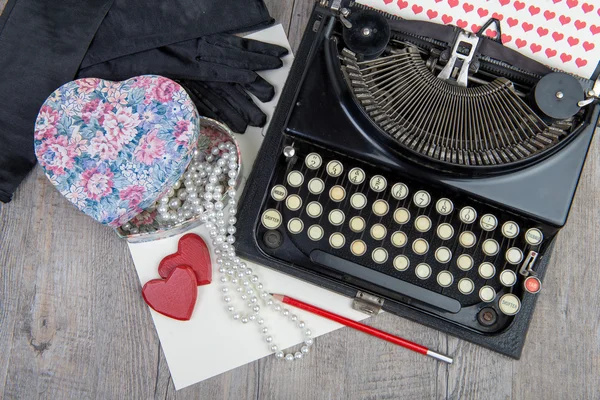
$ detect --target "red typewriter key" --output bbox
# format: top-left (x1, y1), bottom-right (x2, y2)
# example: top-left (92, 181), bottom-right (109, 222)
top-left (524, 276), bottom-right (542, 294)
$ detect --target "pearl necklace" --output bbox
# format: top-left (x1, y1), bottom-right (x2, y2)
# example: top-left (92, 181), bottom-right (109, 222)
top-left (158, 141), bottom-right (313, 361)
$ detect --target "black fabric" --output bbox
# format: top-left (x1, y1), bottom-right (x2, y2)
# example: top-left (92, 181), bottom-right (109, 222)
top-left (0, 0), bottom-right (114, 203)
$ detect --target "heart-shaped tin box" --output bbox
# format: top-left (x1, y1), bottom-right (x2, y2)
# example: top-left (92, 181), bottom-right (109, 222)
top-left (34, 75), bottom-right (200, 228)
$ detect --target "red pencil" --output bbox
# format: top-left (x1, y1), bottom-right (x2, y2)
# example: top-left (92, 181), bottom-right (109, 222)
top-left (272, 294), bottom-right (453, 364)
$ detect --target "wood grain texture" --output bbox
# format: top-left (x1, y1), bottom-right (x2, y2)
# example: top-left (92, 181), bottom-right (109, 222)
top-left (1, 1), bottom-right (600, 399)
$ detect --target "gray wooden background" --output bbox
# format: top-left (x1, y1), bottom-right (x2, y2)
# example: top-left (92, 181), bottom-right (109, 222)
top-left (1, 1), bottom-right (599, 399)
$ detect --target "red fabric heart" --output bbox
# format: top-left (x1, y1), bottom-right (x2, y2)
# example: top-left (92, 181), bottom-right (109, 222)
top-left (507, 17), bottom-right (518, 27)
top-left (442, 14), bottom-right (453, 24)
top-left (583, 41), bottom-right (595, 51)
top-left (477, 7), bottom-right (488, 17)
top-left (158, 234), bottom-right (212, 285)
top-left (591, 25), bottom-right (600, 35)
top-left (530, 43), bottom-right (542, 53)
top-left (457, 19), bottom-right (468, 28)
top-left (574, 20), bottom-right (586, 30)
top-left (568, 36), bottom-right (580, 46)
top-left (462, 3), bottom-right (474, 13)
top-left (427, 9), bottom-right (438, 20)
top-left (499, 0), bottom-right (510, 5)
top-left (560, 53), bottom-right (573, 63)
top-left (545, 48), bottom-right (557, 58)
top-left (576, 58), bottom-right (588, 67)
top-left (142, 266), bottom-right (198, 321)
top-left (581, 3), bottom-right (594, 13)
top-left (522, 22), bottom-right (533, 32)
top-left (492, 12), bottom-right (503, 20)
top-left (397, 0), bottom-right (409, 9)
top-left (559, 15), bottom-right (571, 25)
top-left (552, 32), bottom-right (565, 42)
top-left (514, 1), bottom-right (525, 11)
top-left (566, 0), bottom-right (578, 8)
top-left (412, 4), bottom-right (423, 14)
top-left (537, 27), bottom-right (549, 37)
top-left (515, 38), bottom-right (527, 48)
top-left (528, 5), bottom-right (540, 15)
top-left (447, 0), bottom-right (459, 8)
top-left (544, 10), bottom-right (556, 20)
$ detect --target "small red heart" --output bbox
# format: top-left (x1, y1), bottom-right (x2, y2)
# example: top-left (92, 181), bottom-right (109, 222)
top-left (486, 29), bottom-right (498, 38)
top-left (568, 36), bottom-right (580, 46)
top-left (501, 33), bottom-right (512, 44)
top-left (397, 0), bottom-right (409, 9)
top-left (591, 25), bottom-right (600, 35)
top-left (471, 24), bottom-right (482, 33)
top-left (530, 43), bottom-right (542, 53)
top-left (142, 266), bottom-right (198, 321)
top-left (427, 9), bottom-right (438, 20)
top-left (522, 22), bottom-right (533, 32)
top-left (412, 4), bottom-right (423, 14)
top-left (576, 57), bottom-right (588, 67)
top-left (499, 0), bottom-right (510, 5)
top-left (581, 3), bottom-right (594, 13)
top-left (478, 7), bottom-right (489, 17)
top-left (544, 10), bottom-right (556, 20)
top-left (545, 48), bottom-right (557, 58)
top-left (492, 12), bottom-right (504, 20)
top-left (552, 32), bottom-right (564, 42)
top-left (583, 41), bottom-right (595, 51)
top-left (383, 0), bottom-right (393, 4)
top-left (528, 5), bottom-right (540, 15)
top-left (560, 53), bottom-right (573, 63)
top-left (158, 234), bottom-right (212, 285)
top-left (507, 17), bottom-right (518, 27)
top-left (553, 0), bottom-right (562, 3)
top-left (463, 3), bottom-right (474, 13)
top-left (448, 0), bottom-right (459, 8)
top-left (567, 0), bottom-right (578, 8)
top-left (559, 15), bottom-right (571, 25)
top-left (442, 14), bottom-right (453, 24)
top-left (515, 38), bottom-right (527, 48)
top-left (457, 19), bottom-right (468, 28)
top-left (537, 27), bottom-right (549, 37)
top-left (514, 1), bottom-right (525, 11)
top-left (574, 20), bottom-right (586, 30)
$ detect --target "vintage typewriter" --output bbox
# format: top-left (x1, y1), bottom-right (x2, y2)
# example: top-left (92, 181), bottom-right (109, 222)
top-left (237, 0), bottom-right (600, 358)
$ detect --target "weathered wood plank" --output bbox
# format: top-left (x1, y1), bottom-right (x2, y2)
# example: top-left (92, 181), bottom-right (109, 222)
top-left (264, 0), bottom-right (296, 34)
top-left (288, 0), bottom-right (315, 52)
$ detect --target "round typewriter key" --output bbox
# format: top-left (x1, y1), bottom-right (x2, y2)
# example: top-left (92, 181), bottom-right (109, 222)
top-left (499, 269), bottom-right (517, 287)
top-left (436, 198), bottom-right (454, 215)
top-left (261, 209), bottom-right (282, 229)
top-left (459, 231), bottom-right (476, 248)
top-left (393, 208), bottom-right (411, 224)
top-left (437, 271), bottom-right (454, 288)
top-left (391, 231), bottom-right (408, 248)
top-left (482, 239), bottom-right (500, 256)
top-left (391, 183), bottom-right (409, 200)
top-left (437, 223), bottom-right (455, 240)
top-left (479, 286), bottom-right (496, 303)
top-left (412, 238), bottom-right (429, 255)
top-left (415, 215), bottom-right (432, 233)
top-left (287, 171), bottom-right (304, 187)
top-left (413, 190), bottom-right (431, 208)
top-left (351, 240), bottom-right (367, 256)
top-left (329, 233), bottom-right (346, 249)
top-left (477, 307), bottom-right (498, 326)
top-left (372, 248), bottom-right (388, 264)
top-left (498, 293), bottom-right (521, 316)
top-left (478, 262), bottom-right (496, 279)
top-left (308, 178), bottom-right (325, 195)
top-left (305, 153), bottom-right (322, 170)
top-left (415, 263), bottom-right (432, 280)
top-left (307, 225), bottom-right (324, 241)
top-left (394, 255), bottom-right (410, 271)
top-left (287, 218), bottom-right (304, 234)
top-left (350, 193), bottom-right (367, 210)
top-left (524, 276), bottom-right (542, 294)
top-left (457, 254), bottom-right (474, 271)
top-left (372, 200), bottom-right (389, 216)
top-left (271, 185), bottom-right (287, 201)
top-left (459, 206), bottom-right (477, 224)
top-left (348, 168), bottom-right (366, 184)
top-left (263, 230), bottom-right (283, 249)
top-left (327, 160), bottom-right (344, 177)
top-left (435, 247), bottom-right (452, 264)
top-left (369, 175), bottom-right (387, 192)
top-left (285, 195), bottom-right (302, 211)
top-left (506, 247), bottom-right (524, 264)
top-left (349, 216), bottom-right (366, 233)
top-left (458, 278), bottom-right (475, 295)
top-left (501, 221), bottom-right (520, 239)
top-left (328, 209), bottom-right (345, 226)
top-left (306, 201), bottom-right (323, 218)
top-left (329, 185), bottom-right (346, 202)
top-left (370, 224), bottom-right (387, 240)
top-left (525, 228), bottom-right (543, 246)
top-left (480, 214), bottom-right (498, 231)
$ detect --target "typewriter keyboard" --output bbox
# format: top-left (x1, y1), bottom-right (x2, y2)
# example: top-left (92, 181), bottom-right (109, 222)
top-left (256, 139), bottom-right (550, 331)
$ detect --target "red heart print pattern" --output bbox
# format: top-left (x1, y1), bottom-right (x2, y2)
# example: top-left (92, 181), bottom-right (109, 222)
top-left (515, 38), bottom-right (527, 48)
top-left (566, 0), bottom-right (578, 8)
top-left (581, 3), bottom-right (594, 13)
top-left (471, 24), bottom-right (482, 33)
top-left (537, 27), bottom-right (549, 37)
top-left (457, 19), bottom-right (468, 28)
top-left (427, 9), bottom-right (438, 19)
top-left (582, 41), bottom-right (595, 51)
top-left (463, 3), bottom-right (474, 13)
top-left (514, 1), bottom-right (525, 11)
top-left (142, 266), bottom-right (198, 321)
top-left (397, 0), bottom-right (409, 9)
top-left (560, 53), bottom-right (572, 63)
top-left (158, 233), bottom-right (212, 285)
top-left (567, 36), bottom-right (580, 46)
top-left (522, 22), bottom-right (533, 32)
top-left (499, 0), bottom-right (510, 5)
top-left (552, 32), bottom-right (564, 42)
top-left (530, 43), bottom-right (542, 53)
top-left (559, 15), bottom-right (571, 25)
top-left (501, 33), bottom-right (512, 43)
top-left (383, 0), bottom-right (393, 4)
top-left (492, 12), bottom-right (503, 20)
top-left (507, 17), bottom-right (518, 27)
top-left (528, 5), bottom-right (540, 15)
top-left (591, 25), bottom-right (600, 35)
top-left (412, 4), bottom-right (423, 14)
top-left (553, 0), bottom-right (562, 3)
top-left (574, 20), bottom-right (586, 30)
top-left (545, 48), bottom-right (557, 58)
top-left (544, 10), bottom-right (556, 20)
top-left (448, 0), bottom-right (459, 8)
top-left (486, 29), bottom-right (498, 38)
top-left (442, 14), bottom-right (453, 24)
top-left (576, 58), bottom-right (588, 67)
top-left (478, 7), bottom-right (489, 17)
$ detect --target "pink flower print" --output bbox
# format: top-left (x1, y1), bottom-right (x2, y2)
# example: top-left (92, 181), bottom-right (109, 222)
top-left (64, 184), bottom-right (86, 208)
top-left (77, 78), bottom-right (100, 94)
top-left (173, 120), bottom-right (194, 146)
top-left (119, 185), bottom-right (146, 207)
top-left (80, 165), bottom-right (114, 201)
top-left (35, 105), bottom-right (59, 140)
top-left (89, 130), bottom-right (120, 160)
top-left (150, 77), bottom-right (178, 102)
top-left (82, 99), bottom-right (114, 125)
top-left (107, 89), bottom-right (128, 105)
top-left (132, 76), bottom-right (154, 89)
top-left (35, 135), bottom-right (76, 175)
top-left (134, 129), bottom-right (165, 165)
top-left (67, 125), bottom-right (88, 156)
top-left (103, 105), bottom-right (140, 146)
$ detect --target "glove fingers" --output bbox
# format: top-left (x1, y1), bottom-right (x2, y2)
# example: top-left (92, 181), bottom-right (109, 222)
top-left (242, 75), bottom-right (275, 103)
top-left (205, 34), bottom-right (289, 58)
top-left (206, 82), bottom-right (267, 127)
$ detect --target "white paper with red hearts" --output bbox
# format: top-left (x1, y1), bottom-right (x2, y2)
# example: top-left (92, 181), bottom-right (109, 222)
top-left (357, 0), bottom-right (600, 79)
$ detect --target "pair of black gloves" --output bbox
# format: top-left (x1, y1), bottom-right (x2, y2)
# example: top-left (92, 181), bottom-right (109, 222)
top-left (78, 34), bottom-right (289, 133)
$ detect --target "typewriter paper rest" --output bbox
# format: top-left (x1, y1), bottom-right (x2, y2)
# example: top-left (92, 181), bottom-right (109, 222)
top-left (358, 0), bottom-right (600, 78)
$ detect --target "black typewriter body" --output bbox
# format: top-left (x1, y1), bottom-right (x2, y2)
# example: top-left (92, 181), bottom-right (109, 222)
top-left (237, 1), bottom-right (600, 358)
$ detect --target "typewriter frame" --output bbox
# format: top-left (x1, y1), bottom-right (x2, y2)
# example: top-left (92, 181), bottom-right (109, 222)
top-left (236, 2), bottom-right (598, 358)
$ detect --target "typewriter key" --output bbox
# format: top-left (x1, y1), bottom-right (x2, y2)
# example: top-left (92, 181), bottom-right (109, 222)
top-left (372, 200), bottom-right (389, 216)
top-left (506, 248), bottom-right (524, 264)
top-left (305, 153), bottom-right (322, 170)
top-left (498, 293), bottom-right (521, 316)
top-left (348, 168), bottom-right (365, 184)
top-left (499, 270), bottom-right (517, 287)
top-left (350, 193), bottom-right (367, 210)
top-left (482, 239), bottom-right (500, 256)
top-left (263, 230), bottom-right (283, 249)
top-left (351, 240), bottom-right (367, 256)
top-left (436, 271), bottom-right (454, 288)
top-left (370, 175), bottom-right (387, 192)
top-left (415, 263), bottom-right (432, 280)
top-left (480, 214), bottom-right (498, 231)
top-left (391, 183), bottom-right (409, 200)
top-left (306, 201), bottom-right (323, 218)
top-left (502, 221), bottom-right (520, 239)
top-left (459, 207), bottom-right (477, 224)
top-left (308, 225), bottom-right (324, 241)
top-left (326, 160), bottom-right (343, 177)
top-left (478, 262), bottom-right (496, 279)
top-left (457, 254), bottom-right (474, 271)
top-left (308, 178), bottom-right (325, 195)
top-left (458, 278), bottom-right (475, 295)
top-left (412, 239), bottom-right (429, 255)
top-left (261, 209), bottom-right (282, 229)
top-left (394, 255), bottom-right (410, 271)
top-left (328, 209), bottom-right (345, 226)
top-left (285, 195), bottom-right (302, 211)
top-left (287, 218), bottom-right (304, 234)
top-left (271, 185), bottom-right (287, 201)
top-left (329, 233), bottom-right (346, 249)
top-left (436, 198), bottom-right (454, 215)
top-left (477, 308), bottom-right (498, 326)
top-left (479, 286), bottom-right (496, 303)
top-left (287, 171), bottom-right (304, 187)
top-left (435, 247), bottom-right (452, 264)
top-left (391, 231), bottom-right (407, 248)
top-left (329, 186), bottom-right (346, 202)
top-left (349, 216), bottom-right (366, 233)
top-left (459, 231), bottom-right (476, 248)
top-left (437, 223), bottom-right (454, 240)
top-left (525, 228), bottom-right (543, 246)
top-left (413, 191), bottom-right (431, 208)
top-left (415, 216), bottom-right (432, 232)
top-left (372, 248), bottom-right (388, 264)
top-left (370, 224), bottom-right (387, 240)
top-left (394, 208), bottom-right (410, 224)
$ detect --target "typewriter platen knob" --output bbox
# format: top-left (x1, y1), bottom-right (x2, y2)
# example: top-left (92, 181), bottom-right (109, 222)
top-left (342, 10), bottom-right (390, 60)
top-left (532, 72), bottom-right (584, 121)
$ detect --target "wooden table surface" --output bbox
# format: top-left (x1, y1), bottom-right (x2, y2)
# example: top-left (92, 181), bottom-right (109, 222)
top-left (1, 1), bottom-right (599, 399)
